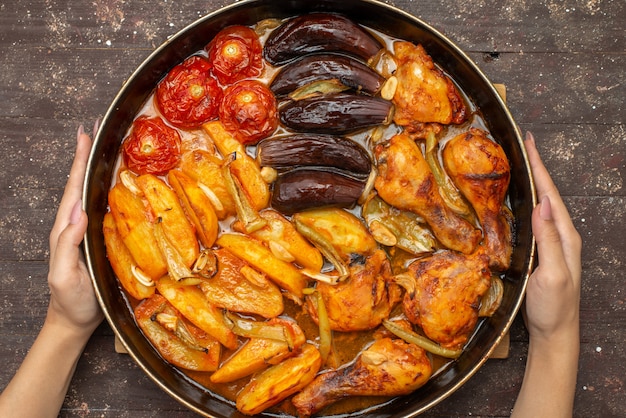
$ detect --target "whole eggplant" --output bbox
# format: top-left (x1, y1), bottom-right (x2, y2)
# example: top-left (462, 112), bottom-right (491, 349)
top-left (270, 53), bottom-right (385, 97)
top-left (271, 168), bottom-right (366, 215)
top-left (257, 134), bottom-right (371, 175)
top-left (264, 13), bottom-right (383, 66)
top-left (280, 92), bottom-right (393, 135)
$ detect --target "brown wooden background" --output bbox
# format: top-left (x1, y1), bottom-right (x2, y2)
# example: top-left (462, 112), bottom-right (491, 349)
top-left (0, 0), bottom-right (624, 417)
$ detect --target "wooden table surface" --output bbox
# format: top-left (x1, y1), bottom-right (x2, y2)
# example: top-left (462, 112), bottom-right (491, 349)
top-left (0, 0), bottom-right (624, 417)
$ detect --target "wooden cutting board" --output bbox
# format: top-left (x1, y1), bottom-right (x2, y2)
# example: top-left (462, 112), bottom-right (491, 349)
top-left (114, 83), bottom-right (512, 360)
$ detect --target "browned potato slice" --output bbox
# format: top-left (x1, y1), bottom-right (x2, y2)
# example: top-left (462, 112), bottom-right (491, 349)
top-left (233, 209), bottom-right (323, 271)
top-left (168, 170), bottom-right (219, 248)
top-left (135, 174), bottom-right (199, 268)
top-left (102, 212), bottom-right (155, 300)
top-left (198, 248), bottom-right (283, 318)
top-left (236, 344), bottom-right (322, 415)
top-left (157, 276), bottom-right (238, 350)
top-left (203, 121), bottom-right (270, 211)
top-left (180, 149), bottom-right (236, 219)
top-left (108, 183), bottom-right (167, 280)
top-left (293, 207), bottom-right (378, 259)
top-left (210, 317), bottom-right (305, 383)
top-left (216, 233), bottom-right (308, 300)
top-left (135, 295), bottom-right (221, 372)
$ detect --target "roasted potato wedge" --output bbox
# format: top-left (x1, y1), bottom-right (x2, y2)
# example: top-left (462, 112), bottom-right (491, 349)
top-left (202, 120), bottom-right (270, 211)
top-left (216, 233), bottom-right (308, 301)
top-left (198, 248), bottom-right (283, 318)
top-left (108, 183), bottom-right (167, 280)
top-left (168, 170), bottom-right (219, 248)
top-left (235, 343), bottom-right (322, 415)
top-left (157, 276), bottom-right (238, 350)
top-left (180, 149), bottom-right (236, 219)
top-left (233, 209), bottom-right (323, 272)
top-left (135, 295), bottom-right (221, 372)
top-left (135, 174), bottom-right (199, 268)
top-left (210, 317), bottom-right (306, 383)
top-left (102, 212), bottom-right (155, 300)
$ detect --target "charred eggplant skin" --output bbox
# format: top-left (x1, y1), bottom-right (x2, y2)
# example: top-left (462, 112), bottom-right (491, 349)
top-left (257, 134), bottom-right (371, 175)
top-left (270, 53), bottom-right (385, 97)
top-left (271, 168), bottom-right (365, 215)
top-left (280, 93), bottom-right (392, 135)
top-left (264, 13), bottom-right (383, 66)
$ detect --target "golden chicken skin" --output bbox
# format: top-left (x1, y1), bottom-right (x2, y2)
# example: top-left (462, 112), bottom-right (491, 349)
top-left (392, 41), bottom-right (467, 135)
top-left (292, 337), bottom-right (432, 416)
top-left (374, 133), bottom-right (481, 254)
top-left (402, 250), bottom-right (491, 350)
top-left (443, 128), bottom-right (513, 271)
top-left (305, 250), bottom-right (402, 332)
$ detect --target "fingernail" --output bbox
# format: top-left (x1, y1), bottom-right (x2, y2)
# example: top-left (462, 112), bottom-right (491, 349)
top-left (525, 131), bottom-right (535, 144)
top-left (77, 124), bottom-right (85, 142)
top-left (93, 118), bottom-right (101, 138)
top-left (539, 195), bottom-right (552, 221)
top-left (70, 200), bottom-right (83, 225)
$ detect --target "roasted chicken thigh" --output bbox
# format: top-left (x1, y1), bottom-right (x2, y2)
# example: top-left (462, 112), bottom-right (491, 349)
top-left (306, 249), bottom-right (402, 332)
top-left (402, 250), bottom-right (491, 350)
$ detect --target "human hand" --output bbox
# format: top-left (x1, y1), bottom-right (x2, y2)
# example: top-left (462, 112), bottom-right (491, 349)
top-left (523, 131), bottom-right (581, 345)
top-left (46, 124), bottom-right (103, 338)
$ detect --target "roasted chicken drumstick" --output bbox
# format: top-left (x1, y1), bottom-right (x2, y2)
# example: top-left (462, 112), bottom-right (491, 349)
top-left (292, 337), bottom-right (432, 416)
top-left (374, 133), bottom-right (481, 254)
top-left (443, 128), bottom-right (513, 270)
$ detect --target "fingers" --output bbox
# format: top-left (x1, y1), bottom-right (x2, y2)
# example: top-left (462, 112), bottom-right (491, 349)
top-left (49, 201), bottom-right (89, 284)
top-left (524, 131), bottom-right (582, 284)
top-left (50, 125), bottom-right (94, 257)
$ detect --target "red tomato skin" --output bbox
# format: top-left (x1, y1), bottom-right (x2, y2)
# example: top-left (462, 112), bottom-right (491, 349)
top-left (156, 55), bottom-right (222, 128)
top-left (219, 80), bottom-right (279, 145)
top-left (206, 25), bottom-right (263, 85)
top-left (123, 116), bottom-right (182, 176)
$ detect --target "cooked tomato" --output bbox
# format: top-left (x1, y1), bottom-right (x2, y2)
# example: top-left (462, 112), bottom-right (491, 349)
top-left (219, 80), bottom-right (278, 145)
top-left (156, 55), bottom-right (221, 128)
top-left (123, 116), bottom-right (182, 175)
top-left (206, 25), bottom-right (263, 85)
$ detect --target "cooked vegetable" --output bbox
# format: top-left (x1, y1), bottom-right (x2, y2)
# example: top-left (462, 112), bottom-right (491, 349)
top-left (216, 233), bottom-right (308, 301)
top-left (479, 276), bottom-right (504, 317)
top-left (218, 80), bottom-right (278, 145)
top-left (180, 149), bottom-right (236, 219)
top-left (236, 344), bottom-right (322, 415)
top-left (102, 212), bottom-right (155, 300)
top-left (135, 174), bottom-right (199, 269)
top-left (202, 120), bottom-right (270, 211)
top-left (257, 133), bottom-right (371, 175)
top-left (168, 170), bottom-right (219, 248)
top-left (198, 248), bottom-right (283, 318)
top-left (157, 276), bottom-right (239, 350)
top-left (108, 183), bottom-right (167, 281)
top-left (135, 295), bottom-right (221, 372)
top-left (362, 194), bottom-right (436, 255)
top-left (122, 116), bottom-right (182, 176)
top-left (425, 131), bottom-right (475, 220)
top-left (271, 168), bottom-right (366, 215)
top-left (155, 55), bottom-right (222, 129)
top-left (232, 209), bottom-right (324, 272)
top-left (264, 13), bottom-right (382, 65)
top-left (269, 53), bottom-right (385, 97)
top-left (279, 92), bottom-right (393, 134)
top-left (383, 319), bottom-right (462, 359)
top-left (210, 317), bottom-right (306, 384)
top-left (205, 25), bottom-right (263, 85)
